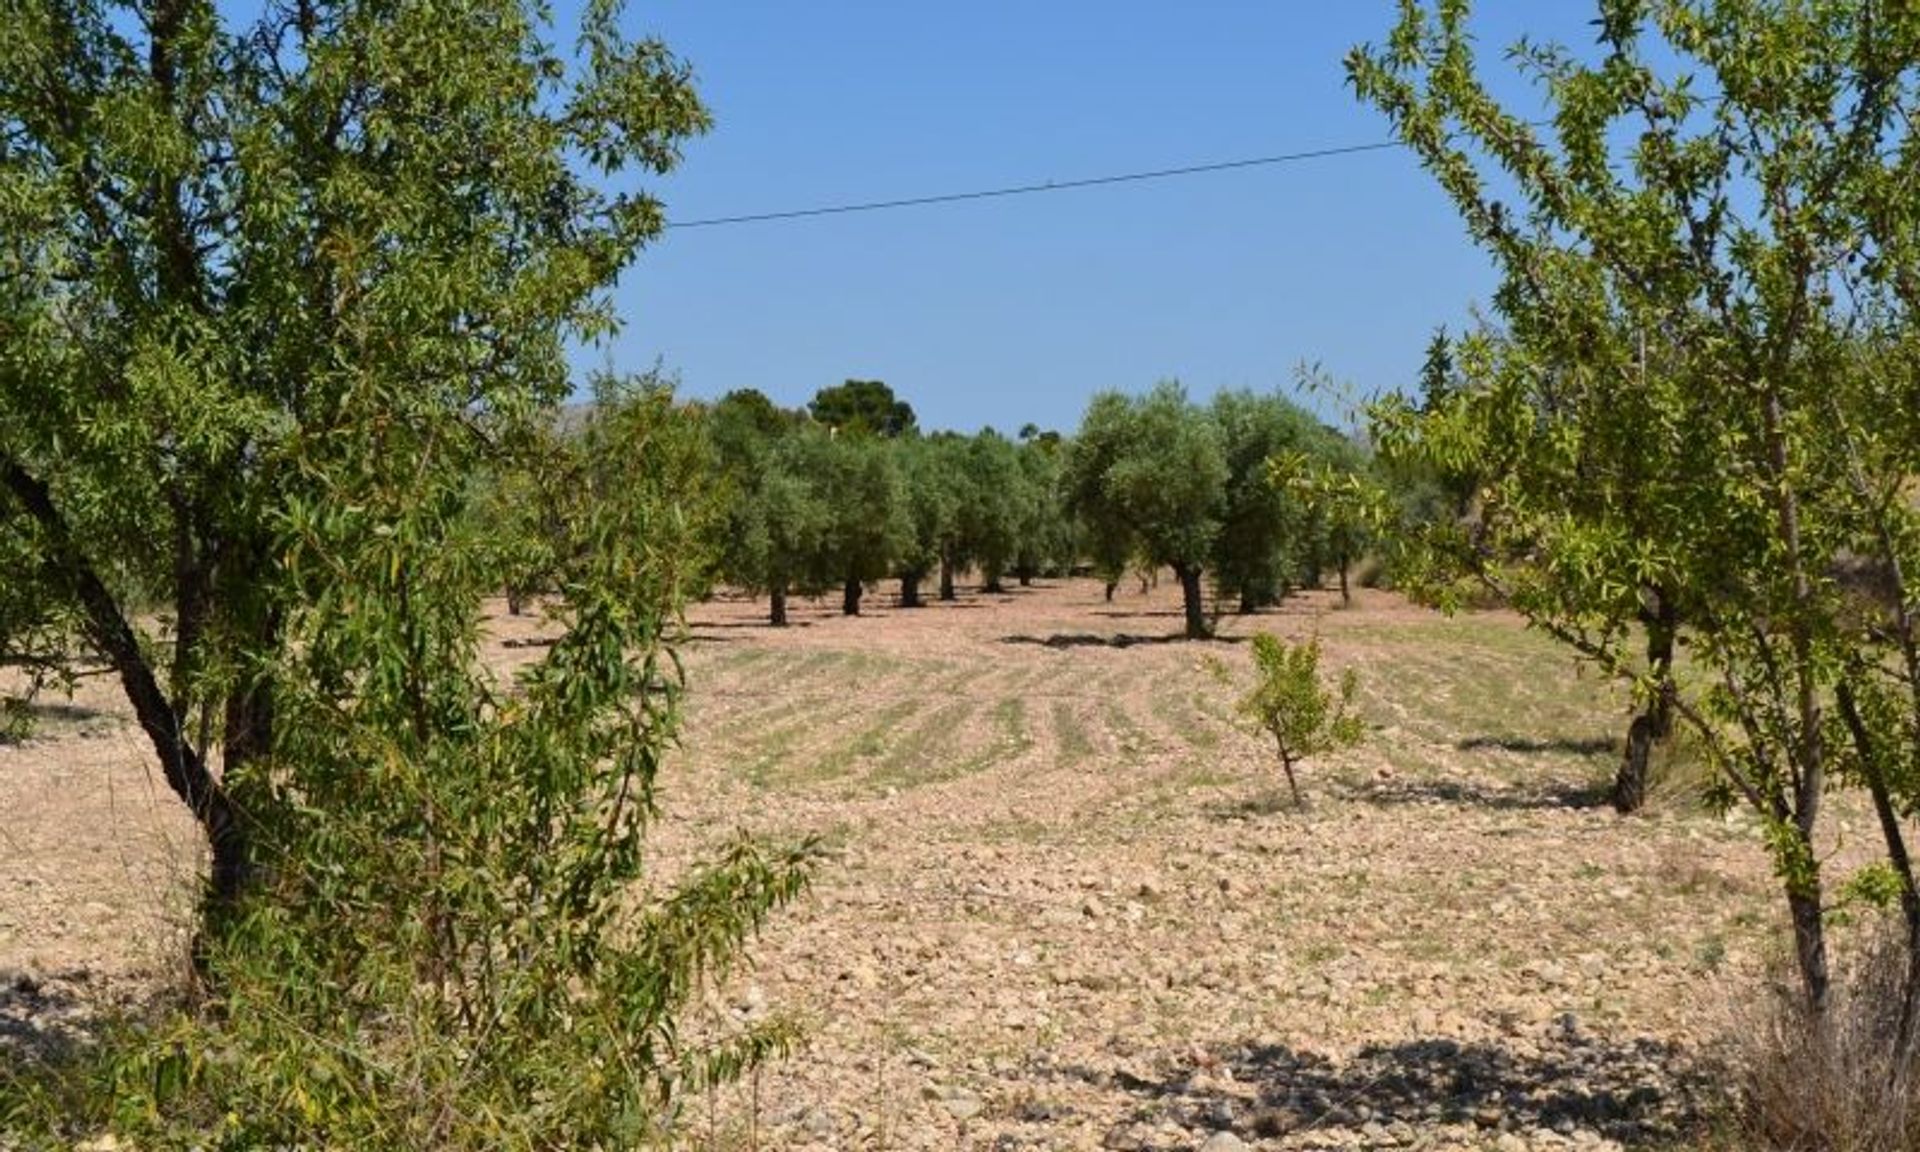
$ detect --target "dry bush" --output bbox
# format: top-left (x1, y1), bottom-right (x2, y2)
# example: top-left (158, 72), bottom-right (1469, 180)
top-left (1730, 922), bottom-right (1920, 1152)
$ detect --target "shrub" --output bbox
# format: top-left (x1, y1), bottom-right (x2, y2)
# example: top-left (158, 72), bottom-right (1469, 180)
top-left (1730, 921), bottom-right (1920, 1152)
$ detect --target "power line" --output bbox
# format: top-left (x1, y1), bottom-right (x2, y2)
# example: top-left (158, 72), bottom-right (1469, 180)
top-left (666, 137), bottom-right (1410, 230)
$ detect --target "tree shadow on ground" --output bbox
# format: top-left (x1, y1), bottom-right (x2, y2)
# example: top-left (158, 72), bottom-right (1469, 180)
top-left (1000, 632), bottom-right (1248, 650)
top-left (1344, 776), bottom-right (1613, 811)
top-left (1, 699), bottom-right (113, 745)
top-left (1458, 734), bottom-right (1618, 757)
top-left (0, 968), bottom-right (104, 1068)
top-left (1090, 608), bottom-right (1188, 620)
top-left (1053, 1026), bottom-right (1711, 1149)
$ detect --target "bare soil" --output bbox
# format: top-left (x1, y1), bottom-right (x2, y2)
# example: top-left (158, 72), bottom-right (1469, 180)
top-left (2, 577), bottom-right (1807, 1150)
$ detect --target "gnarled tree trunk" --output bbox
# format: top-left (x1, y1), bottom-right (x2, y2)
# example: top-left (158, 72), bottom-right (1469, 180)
top-left (842, 576), bottom-right (863, 616)
top-left (1173, 562), bottom-right (1209, 640)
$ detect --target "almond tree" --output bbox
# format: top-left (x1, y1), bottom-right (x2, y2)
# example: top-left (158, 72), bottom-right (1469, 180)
top-left (1351, 0), bottom-right (1920, 1062)
top-left (2, 2), bottom-right (811, 1140)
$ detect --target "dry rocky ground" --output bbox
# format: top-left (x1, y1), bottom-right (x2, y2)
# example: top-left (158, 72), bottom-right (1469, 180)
top-left (1, 577), bottom-right (1814, 1150)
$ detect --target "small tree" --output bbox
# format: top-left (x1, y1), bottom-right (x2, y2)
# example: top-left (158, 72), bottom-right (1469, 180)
top-left (1225, 633), bottom-right (1364, 806)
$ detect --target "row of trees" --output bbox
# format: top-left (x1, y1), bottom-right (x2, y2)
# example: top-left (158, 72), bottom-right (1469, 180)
top-left (484, 378), bottom-right (1379, 638)
top-left (703, 386), bottom-right (1074, 624)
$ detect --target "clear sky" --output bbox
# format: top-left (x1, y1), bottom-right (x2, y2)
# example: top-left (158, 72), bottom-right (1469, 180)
top-left (600, 3), bottom-right (1606, 435)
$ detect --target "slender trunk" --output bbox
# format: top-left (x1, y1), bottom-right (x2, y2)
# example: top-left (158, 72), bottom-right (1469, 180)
top-left (1789, 883), bottom-right (1831, 1017)
top-left (1238, 586), bottom-right (1257, 615)
top-left (983, 565), bottom-right (1005, 594)
top-left (842, 576), bottom-right (862, 616)
top-left (1277, 737), bottom-right (1302, 807)
top-left (1104, 581), bottom-right (1117, 603)
top-left (938, 552), bottom-right (956, 602)
top-left (1018, 569), bottom-right (1033, 588)
top-left (770, 583), bottom-right (788, 627)
top-left (899, 573), bottom-right (923, 608)
top-left (3, 459), bottom-right (250, 922)
top-left (1174, 562), bottom-right (1209, 640)
top-left (1338, 551), bottom-right (1352, 606)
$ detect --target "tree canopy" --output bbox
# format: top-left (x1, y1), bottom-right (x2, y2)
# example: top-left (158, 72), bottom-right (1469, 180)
top-left (808, 378), bottom-right (917, 438)
top-left (1352, 0), bottom-right (1920, 1046)
top-left (1, 2), bottom-right (811, 1141)
top-left (1064, 383), bottom-right (1228, 639)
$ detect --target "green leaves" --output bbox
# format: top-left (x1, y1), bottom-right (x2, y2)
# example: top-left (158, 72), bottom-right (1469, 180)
top-left (1220, 632), bottom-right (1364, 806)
top-left (1353, 0), bottom-right (1920, 1012)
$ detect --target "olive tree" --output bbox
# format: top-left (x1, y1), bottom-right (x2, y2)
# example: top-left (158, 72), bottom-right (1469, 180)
top-left (709, 389), bottom-right (825, 625)
top-left (1208, 390), bottom-right (1328, 613)
top-left (799, 426), bottom-right (909, 616)
top-left (1351, 0), bottom-right (1920, 1058)
top-left (1065, 383), bottom-right (1227, 639)
top-left (892, 434), bottom-right (960, 608)
top-left (959, 429), bottom-right (1025, 593)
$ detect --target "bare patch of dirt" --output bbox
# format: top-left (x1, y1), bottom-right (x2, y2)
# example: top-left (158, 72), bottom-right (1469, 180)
top-left (3, 578), bottom-right (1800, 1149)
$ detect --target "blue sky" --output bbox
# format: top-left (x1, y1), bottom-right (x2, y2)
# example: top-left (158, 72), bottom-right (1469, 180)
top-left (600, 3), bottom-right (1607, 435)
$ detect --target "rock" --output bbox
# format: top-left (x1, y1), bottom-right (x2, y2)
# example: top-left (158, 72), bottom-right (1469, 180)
top-left (1198, 1133), bottom-right (1250, 1152)
top-left (1474, 1106), bottom-right (1505, 1129)
top-left (1360, 1120), bottom-right (1391, 1144)
top-left (1495, 1134), bottom-right (1530, 1152)
top-left (942, 1090), bottom-right (984, 1121)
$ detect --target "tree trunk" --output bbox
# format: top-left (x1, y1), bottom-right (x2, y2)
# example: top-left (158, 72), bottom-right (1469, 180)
top-left (842, 576), bottom-right (862, 616)
top-left (1613, 715), bottom-right (1656, 815)
top-left (1838, 683), bottom-right (1920, 1084)
top-left (1238, 586), bottom-right (1258, 615)
top-left (770, 583), bottom-right (788, 627)
top-left (1018, 569), bottom-right (1033, 588)
top-left (1278, 737), bottom-right (1303, 807)
top-left (1789, 882), bottom-right (1832, 1019)
top-left (983, 566), bottom-right (1005, 594)
top-left (1174, 563), bottom-right (1209, 639)
top-left (1613, 594), bottom-right (1677, 814)
top-left (938, 553), bottom-right (956, 602)
top-left (4, 460), bottom-right (251, 928)
top-left (900, 573), bottom-right (923, 608)
top-left (1338, 551), bottom-right (1352, 607)
top-left (1104, 581), bottom-right (1117, 602)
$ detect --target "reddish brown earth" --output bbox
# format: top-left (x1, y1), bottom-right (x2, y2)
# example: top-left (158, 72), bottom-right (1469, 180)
top-left (4, 577), bottom-right (1809, 1150)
